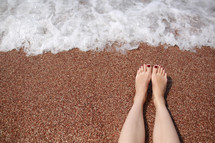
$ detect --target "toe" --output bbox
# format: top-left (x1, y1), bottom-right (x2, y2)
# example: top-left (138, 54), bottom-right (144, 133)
top-left (153, 65), bottom-right (158, 74)
top-left (146, 64), bottom-right (151, 73)
top-left (161, 66), bottom-right (165, 75)
top-left (162, 69), bottom-right (165, 76)
top-left (140, 65), bottom-right (144, 72)
top-left (160, 67), bottom-right (164, 75)
top-left (158, 65), bottom-right (161, 74)
top-left (144, 64), bottom-right (147, 72)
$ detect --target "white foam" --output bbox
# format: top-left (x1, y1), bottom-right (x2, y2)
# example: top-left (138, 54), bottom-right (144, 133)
top-left (0, 0), bottom-right (214, 55)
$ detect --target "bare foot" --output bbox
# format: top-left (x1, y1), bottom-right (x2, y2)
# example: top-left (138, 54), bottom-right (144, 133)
top-left (134, 64), bottom-right (152, 104)
top-left (151, 65), bottom-right (167, 108)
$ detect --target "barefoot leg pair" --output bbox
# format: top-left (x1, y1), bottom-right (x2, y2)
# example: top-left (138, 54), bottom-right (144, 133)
top-left (118, 64), bottom-right (180, 143)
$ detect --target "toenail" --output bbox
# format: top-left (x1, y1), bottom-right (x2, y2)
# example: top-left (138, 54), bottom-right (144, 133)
top-left (154, 65), bottom-right (158, 68)
top-left (147, 64), bottom-right (150, 67)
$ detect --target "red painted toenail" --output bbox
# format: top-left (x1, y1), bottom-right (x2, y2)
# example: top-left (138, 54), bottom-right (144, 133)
top-left (147, 64), bottom-right (150, 67)
top-left (154, 65), bottom-right (158, 68)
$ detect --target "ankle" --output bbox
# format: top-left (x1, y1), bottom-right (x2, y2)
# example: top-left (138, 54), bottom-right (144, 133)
top-left (134, 93), bottom-right (146, 104)
top-left (153, 96), bottom-right (166, 109)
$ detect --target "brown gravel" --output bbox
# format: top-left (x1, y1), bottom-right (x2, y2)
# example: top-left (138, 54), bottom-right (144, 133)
top-left (0, 44), bottom-right (215, 142)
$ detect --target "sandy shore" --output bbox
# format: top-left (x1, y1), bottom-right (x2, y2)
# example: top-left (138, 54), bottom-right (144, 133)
top-left (0, 44), bottom-right (215, 142)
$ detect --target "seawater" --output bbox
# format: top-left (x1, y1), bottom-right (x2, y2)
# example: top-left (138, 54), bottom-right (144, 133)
top-left (0, 0), bottom-right (215, 55)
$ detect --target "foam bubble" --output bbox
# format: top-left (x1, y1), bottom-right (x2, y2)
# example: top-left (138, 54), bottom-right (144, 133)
top-left (0, 0), bottom-right (214, 55)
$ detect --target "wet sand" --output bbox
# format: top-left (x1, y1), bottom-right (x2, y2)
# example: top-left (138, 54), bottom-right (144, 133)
top-left (0, 44), bottom-right (215, 142)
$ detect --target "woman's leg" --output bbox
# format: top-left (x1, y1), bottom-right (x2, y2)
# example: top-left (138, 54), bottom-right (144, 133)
top-left (152, 65), bottom-right (180, 143)
top-left (118, 64), bottom-right (152, 143)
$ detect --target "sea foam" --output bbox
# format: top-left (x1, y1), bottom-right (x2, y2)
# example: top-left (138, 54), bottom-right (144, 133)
top-left (0, 0), bottom-right (215, 55)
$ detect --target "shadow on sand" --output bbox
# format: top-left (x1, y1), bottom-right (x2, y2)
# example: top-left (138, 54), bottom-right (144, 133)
top-left (143, 76), bottom-right (184, 143)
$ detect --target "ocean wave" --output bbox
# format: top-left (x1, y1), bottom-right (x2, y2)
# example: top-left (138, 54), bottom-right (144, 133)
top-left (0, 0), bottom-right (214, 55)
